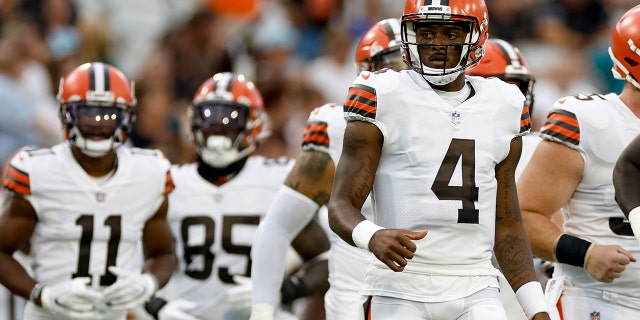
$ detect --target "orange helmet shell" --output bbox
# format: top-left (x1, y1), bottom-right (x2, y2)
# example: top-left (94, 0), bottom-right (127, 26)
top-left (355, 18), bottom-right (402, 73)
top-left (57, 62), bottom-right (136, 107)
top-left (610, 5), bottom-right (640, 89)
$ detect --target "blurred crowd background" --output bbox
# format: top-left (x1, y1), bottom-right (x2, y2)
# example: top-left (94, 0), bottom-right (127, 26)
top-left (0, 0), bottom-right (637, 169)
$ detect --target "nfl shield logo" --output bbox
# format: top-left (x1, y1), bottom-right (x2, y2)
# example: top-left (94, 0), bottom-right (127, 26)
top-left (96, 192), bottom-right (105, 202)
top-left (450, 111), bottom-right (461, 126)
top-left (590, 311), bottom-right (600, 320)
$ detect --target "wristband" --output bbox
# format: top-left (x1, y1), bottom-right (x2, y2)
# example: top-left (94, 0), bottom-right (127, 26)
top-left (29, 283), bottom-right (44, 304)
top-left (554, 234), bottom-right (592, 268)
top-left (280, 275), bottom-right (307, 304)
top-left (515, 281), bottom-right (548, 320)
top-left (145, 296), bottom-right (168, 320)
top-left (628, 207), bottom-right (640, 245)
top-left (352, 220), bottom-right (384, 250)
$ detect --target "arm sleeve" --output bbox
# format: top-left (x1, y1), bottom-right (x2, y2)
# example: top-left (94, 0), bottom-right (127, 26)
top-left (250, 186), bottom-right (319, 306)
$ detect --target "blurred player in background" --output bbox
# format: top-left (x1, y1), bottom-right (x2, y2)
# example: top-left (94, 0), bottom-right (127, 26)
top-left (0, 62), bottom-right (177, 319)
top-left (144, 72), bottom-right (329, 320)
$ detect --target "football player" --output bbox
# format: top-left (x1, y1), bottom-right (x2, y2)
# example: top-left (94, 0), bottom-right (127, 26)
top-left (250, 18), bottom-right (407, 320)
top-left (0, 62), bottom-right (177, 319)
top-left (143, 72), bottom-right (330, 320)
top-left (521, 5), bottom-right (640, 319)
top-left (328, 1), bottom-right (550, 319)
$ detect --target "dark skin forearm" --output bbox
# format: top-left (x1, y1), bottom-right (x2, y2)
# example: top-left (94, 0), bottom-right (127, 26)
top-left (141, 198), bottom-right (177, 288)
top-left (328, 121), bottom-right (382, 246)
top-left (494, 137), bottom-right (538, 290)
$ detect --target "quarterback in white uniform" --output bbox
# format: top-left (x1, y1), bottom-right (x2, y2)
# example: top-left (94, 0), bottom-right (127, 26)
top-left (0, 62), bottom-right (177, 320)
top-left (519, 6), bottom-right (640, 319)
top-left (250, 18), bottom-right (407, 320)
top-left (329, 1), bottom-right (549, 320)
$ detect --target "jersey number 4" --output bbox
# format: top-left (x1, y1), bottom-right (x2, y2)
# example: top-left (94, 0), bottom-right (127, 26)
top-left (431, 139), bottom-right (480, 224)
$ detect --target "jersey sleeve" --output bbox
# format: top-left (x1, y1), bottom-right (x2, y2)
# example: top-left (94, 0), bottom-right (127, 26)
top-left (519, 104), bottom-right (532, 136)
top-left (301, 117), bottom-right (330, 153)
top-left (539, 103), bottom-right (580, 149)
top-left (3, 149), bottom-right (31, 196)
top-left (164, 170), bottom-right (175, 195)
top-left (343, 83), bottom-right (378, 124)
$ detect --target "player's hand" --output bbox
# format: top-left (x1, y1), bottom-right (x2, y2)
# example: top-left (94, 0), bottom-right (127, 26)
top-left (584, 244), bottom-right (636, 283)
top-left (158, 299), bottom-right (198, 320)
top-left (103, 267), bottom-right (157, 311)
top-left (227, 275), bottom-right (252, 314)
top-left (368, 228), bottom-right (428, 272)
top-left (40, 277), bottom-right (105, 320)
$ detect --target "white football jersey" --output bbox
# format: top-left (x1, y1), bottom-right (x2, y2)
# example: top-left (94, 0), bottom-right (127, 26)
top-left (159, 156), bottom-right (293, 319)
top-left (344, 70), bottom-right (528, 302)
top-left (539, 93), bottom-right (640, 307)
top-left (4, 143), bottom-right (173, 319)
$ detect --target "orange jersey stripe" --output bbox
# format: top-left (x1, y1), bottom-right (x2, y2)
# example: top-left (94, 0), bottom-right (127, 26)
top-left (344, 84), bottom-right (377, 119)
top-left (164, 171), bottom-right (175, 195)
top-left (302, 121), bottom-right (330, 148)
top-left (520, 105), bottom-right (532, 133)
top-left (4, 165), bottom-right (30, 195)
top-left (540, 110), bottom-right (580, 146)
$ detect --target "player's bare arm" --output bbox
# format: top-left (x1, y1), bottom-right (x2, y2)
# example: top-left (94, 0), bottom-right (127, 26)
top-left (495, 137), bottom-right (551, 320)
top-left (0, 196), bottom-right (38, 301)
top-left (141, 197), bottom-right (177, 287)
top-left (518, 140), bottom-right (582, 262)
top-left (284, 150), bottom-right (334, 206)
top-left (520, 140), bottom-right (635, 282)
top-left (328, 120), bottom-right (382, 245)
top-left (494, 137), bottom-right (537, 288)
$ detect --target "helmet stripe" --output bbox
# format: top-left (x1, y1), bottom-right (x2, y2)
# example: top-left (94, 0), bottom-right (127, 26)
top-left (492, 39), bottom-right (522, 68)
top-left (89, 62), bottom-right (109, 92)
top-left (215, 72), bottom-right (234, 94)
top-left (425, 0), bottom-right (449, 6)
top-left (381, 20), bottom-right (396, 43)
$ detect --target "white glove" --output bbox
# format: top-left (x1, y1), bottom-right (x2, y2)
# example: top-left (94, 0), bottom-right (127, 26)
top-left (158, 299), bottom-right (199, 320)
top-left (250, 303), bottom-right (275, 320)
top-left (227, 275), bottom-right (252, 314)
top-left (40, 278), bottom-right (106, 320)
top-left (103, 267), bottom-right (157, 311)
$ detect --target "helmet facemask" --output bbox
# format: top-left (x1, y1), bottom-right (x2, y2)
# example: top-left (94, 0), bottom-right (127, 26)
top-left (402, 19), bottom-right (481, 86)
top-left (191, 103), bottom-right (256, 168)
top-left (62, 103), bottom-right (132, 157)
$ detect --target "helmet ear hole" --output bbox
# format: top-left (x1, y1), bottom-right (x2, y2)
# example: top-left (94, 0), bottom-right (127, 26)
top-left (624, 57), bottom-right (638, 67)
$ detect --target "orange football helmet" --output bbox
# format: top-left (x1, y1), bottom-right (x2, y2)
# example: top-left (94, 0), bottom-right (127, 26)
top-left (467, 39), bottom-right (535, 111)
top-left (609, 4), bottom-right (640, 89)
top-left (355, 18), bottom-right (405, 73)
top-left (57, 62), bottom-right (136, 157)
top-left (190, 72), bottom-right (266, 168)
top-left (401, 0), bottom-right (489, 85)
